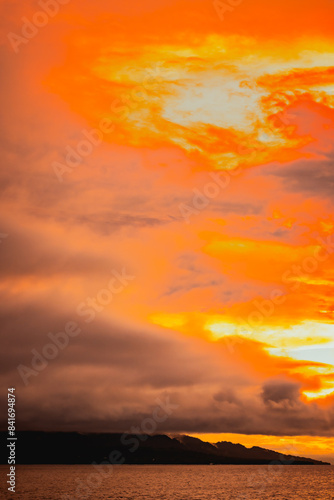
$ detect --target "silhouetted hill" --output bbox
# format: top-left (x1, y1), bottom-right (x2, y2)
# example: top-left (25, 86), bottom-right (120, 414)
top-left (0, 432), bottom-right (330, 465)
top-left (174, 435), bottom-right (328, 464)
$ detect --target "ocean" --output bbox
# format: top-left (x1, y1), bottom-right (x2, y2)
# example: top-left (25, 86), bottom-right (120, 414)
top-left (1, 464), bottom-right (333, 499)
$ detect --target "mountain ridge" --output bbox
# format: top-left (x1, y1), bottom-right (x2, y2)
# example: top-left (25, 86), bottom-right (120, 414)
top-left (1, 431), bottom-right (330, 465)
top-left (172, 435), bottom-right (329, 464)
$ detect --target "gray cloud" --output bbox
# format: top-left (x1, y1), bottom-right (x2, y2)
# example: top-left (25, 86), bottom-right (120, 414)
top-left (266, 154), bottom-right (334, 198)
top-left (0, 290), bottom-right (333, 437)
top-left (261, 380), bottom-right (301, 410)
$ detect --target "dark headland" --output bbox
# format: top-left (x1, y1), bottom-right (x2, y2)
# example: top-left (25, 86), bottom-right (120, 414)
top-left (1, 432), bottom-right (330, 465)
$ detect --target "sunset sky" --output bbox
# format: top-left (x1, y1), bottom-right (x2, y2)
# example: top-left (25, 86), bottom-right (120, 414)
top-left (1, 0), bottom-right (334, 463)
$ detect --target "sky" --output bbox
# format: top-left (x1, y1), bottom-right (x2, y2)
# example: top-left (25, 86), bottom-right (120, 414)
top-left (0, 0), bottom-right (334, 463)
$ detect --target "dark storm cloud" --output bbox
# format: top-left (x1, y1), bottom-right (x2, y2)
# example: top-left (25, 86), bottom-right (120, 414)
top-left (0, 216), bottom-right (120, 278)
top-left (213, 201), bottom-right (262, 215)
top-left (262, 380), bottom-right (301, 405)
top-left (266, 154), bottom-right (334, 198)
top-left (0, 289), bottom-right (333, 437)
top-left (213, 389), bottom-right (240, 405)
top-left (73, 212), bottom-right (172, 235)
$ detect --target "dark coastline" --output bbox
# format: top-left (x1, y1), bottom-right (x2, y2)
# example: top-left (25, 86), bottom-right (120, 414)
top-left (1, 432), bottom-right (330, 465)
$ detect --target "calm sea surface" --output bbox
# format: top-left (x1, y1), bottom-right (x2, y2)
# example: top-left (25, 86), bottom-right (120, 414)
top-left (1, 464), bottom-right (333, 499)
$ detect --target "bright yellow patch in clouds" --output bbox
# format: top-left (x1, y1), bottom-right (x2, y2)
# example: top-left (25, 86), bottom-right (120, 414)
top-left (149, 312), bottom-right (187, 329)
top-left (207, 320), bottom-right (334, 399)
top-left (53, 34), bottom-right (334, 170)
top-left (151, 311), bottom-right (334, 399)
top-left (206, 320), bottom-right (334, 349)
